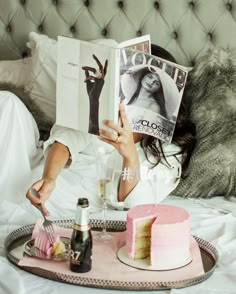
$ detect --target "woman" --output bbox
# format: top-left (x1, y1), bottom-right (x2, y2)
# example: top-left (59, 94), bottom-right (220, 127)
top-left (25, 51), bottom-right (196, 217)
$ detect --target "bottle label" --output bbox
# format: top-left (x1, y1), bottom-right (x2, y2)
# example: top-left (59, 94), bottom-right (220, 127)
top-left (70, 246), bottom-right (92, 266)
top-left (70, 249), bottom-right (82, 265)
top-left (73, 224), bottom-right (91, 231)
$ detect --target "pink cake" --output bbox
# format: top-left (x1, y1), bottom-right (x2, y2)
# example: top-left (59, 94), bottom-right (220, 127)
top-left (126, 204), bottom-right (191, 269)
top-left (34, 227), bottom-right (65, 256)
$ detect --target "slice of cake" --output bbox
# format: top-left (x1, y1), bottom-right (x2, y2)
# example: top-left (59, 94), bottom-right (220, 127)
top-left (126, 204), bottom-right (191, 269)
top-left (34, 227), bottom-right (66, 257)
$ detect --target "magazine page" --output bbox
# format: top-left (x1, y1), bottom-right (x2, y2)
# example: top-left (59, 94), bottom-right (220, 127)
top-left (56, 36), bottom-right (119, 135)
top-left (119, 48), bottom-right (188, 143)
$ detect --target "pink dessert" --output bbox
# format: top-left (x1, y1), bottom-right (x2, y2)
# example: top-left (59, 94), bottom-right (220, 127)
top-left (34, 227), bottom-right (65, 256)
top-left (126, 204), bottom-right (191, 269)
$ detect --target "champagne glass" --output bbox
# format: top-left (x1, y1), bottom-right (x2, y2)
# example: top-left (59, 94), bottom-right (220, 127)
top-left (94, 152), bottom-right (114, 241)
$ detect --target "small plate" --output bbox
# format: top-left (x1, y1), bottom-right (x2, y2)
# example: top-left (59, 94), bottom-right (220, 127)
top-left (117, 245), bottom-right (192, 271)
top-left (24, 237), bottom-right (70, 261)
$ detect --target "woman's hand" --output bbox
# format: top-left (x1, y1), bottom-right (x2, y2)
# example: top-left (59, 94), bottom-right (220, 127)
top-left (98, 103), bottom-right (137, 161)
top-left (98, 103), bottom-right (141, 202)
top-left (26, 178), bottom-right (56, 216)
top-left (26, 141), bottom-right (70, 215)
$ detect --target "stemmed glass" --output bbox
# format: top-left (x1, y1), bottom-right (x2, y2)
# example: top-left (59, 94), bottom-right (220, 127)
top-left (94, 150), bottom-right (114, 241)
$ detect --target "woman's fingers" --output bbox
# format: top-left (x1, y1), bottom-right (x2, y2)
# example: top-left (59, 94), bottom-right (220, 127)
top-left (41, 203), bottom-right (50, 216)
top-left (99, 103), bottom-right (131, 138)
top-left (99, 128), bottom-right (118, 142)
top-left (26, 179), bottom-right (55, 216)
top-left (119, 103), bottom-right (130, 128)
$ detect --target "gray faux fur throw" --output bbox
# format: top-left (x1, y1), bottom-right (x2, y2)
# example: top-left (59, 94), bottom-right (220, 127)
top-left (173, 48), bottom-right (236, 198)
top-left (0, 83), bottom-right (53, 140)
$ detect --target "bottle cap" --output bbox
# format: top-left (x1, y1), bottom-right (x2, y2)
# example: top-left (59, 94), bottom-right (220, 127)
top-left (77, 198), bottom-right (89, 207)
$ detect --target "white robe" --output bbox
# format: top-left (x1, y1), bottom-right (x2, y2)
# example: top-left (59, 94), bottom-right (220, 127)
top-left (43, 125), bottom-right (182, 213)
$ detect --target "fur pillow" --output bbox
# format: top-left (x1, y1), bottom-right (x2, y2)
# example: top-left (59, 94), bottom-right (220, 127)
top-left (173, 48), bottom-right (236, 198)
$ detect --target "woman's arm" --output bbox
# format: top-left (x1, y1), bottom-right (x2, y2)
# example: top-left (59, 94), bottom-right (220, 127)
top-left (26, 141), bottom-right (70, 215)
top-left (118, 155), bottom-right (140, 201)
top-left (98, 103), bottom-right (141, 202)
top-left (42, 141), bottom-right (70, 181)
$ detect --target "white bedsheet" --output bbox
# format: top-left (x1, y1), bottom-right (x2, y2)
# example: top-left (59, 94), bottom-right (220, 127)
top-left (0, 195), bottom-right (236, 294)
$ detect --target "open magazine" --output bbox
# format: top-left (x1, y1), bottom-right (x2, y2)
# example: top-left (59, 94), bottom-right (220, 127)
top-left (56, 35), bottom-right (188, 143)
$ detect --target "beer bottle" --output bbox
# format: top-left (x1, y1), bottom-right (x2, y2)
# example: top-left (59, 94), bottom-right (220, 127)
top-left (70, 198), bottom-right (92, 273)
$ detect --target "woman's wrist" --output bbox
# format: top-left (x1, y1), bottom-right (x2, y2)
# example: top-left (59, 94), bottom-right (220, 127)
top-left (42, 177), bottom-right (56, 183)
top-left (123, 153), bottom-right (139, 166)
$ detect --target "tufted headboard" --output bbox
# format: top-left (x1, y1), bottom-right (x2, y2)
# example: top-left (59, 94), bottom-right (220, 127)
top-left (0, 0), bottom-right (236, 66)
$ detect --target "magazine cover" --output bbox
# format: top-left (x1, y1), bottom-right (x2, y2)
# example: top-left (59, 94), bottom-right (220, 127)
top-left (119, 48), bottom-right (188, 143)
top-left (56, 35), bottom-right (150, 135)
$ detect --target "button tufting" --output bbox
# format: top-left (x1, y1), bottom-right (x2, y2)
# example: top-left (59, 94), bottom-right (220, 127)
top-left (137, 30), bottom-right (142, 37)
top-left (52, 0), bottom-right (58, 5)
top-left (226, 3), bottom-right (232, 11)
top-left (154, 1), bottom-right (159, 9)
top-left (191, 60), bottom-right (195, 67)
top-left (6, 25), bottom-right (11, 32)
top-left (20, 0), bottom-right (26, 4)
top-left (118, 1), bottom-right (123, 8)
top-left (70, 26), bottom-right (76, 33)
top-left (38, 25), bottom-right (43, 32)
top-left (22, 51), bottom-right (28, 58)
top-left (84, 0), bottom-right (89, 6)
top-left (207, 32), bottom-right (213, 40)
top-left (172, 31), bottom-right (178, 39)
top-left (189, 1), bottom-right (195, 9)
top-left (101, 28), bottom-right (107, 36)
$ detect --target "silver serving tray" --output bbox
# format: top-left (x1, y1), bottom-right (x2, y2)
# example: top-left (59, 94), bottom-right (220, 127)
top-left (5, 219), bottom-right (219, 290)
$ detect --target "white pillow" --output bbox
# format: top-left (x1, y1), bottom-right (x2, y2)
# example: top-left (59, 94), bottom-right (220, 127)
top-left (25, 32), bottom-right (58, 122)
top-left (25, 32), bottom-right (118, 123)
top-left (0, 57), bottom-right (31, 87)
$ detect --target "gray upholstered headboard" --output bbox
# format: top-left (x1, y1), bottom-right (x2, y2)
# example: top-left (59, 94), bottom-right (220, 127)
top-left (0, 0), bottom-right (236, 66)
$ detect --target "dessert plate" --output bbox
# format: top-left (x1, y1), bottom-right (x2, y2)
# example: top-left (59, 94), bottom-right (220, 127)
top-left (24, 237), bottom-right (70, 261)
top-left (117, 245), bottom-right (192, 271)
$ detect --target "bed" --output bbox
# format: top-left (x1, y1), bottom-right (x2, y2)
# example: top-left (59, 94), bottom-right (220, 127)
top-left (0, 0), bottom-right (236, 293)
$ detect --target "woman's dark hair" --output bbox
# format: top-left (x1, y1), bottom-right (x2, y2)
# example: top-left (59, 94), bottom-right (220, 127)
top-left (127, 68), bottom-right (167, 117)
top-left (141, 44), bottom-right (197, 177)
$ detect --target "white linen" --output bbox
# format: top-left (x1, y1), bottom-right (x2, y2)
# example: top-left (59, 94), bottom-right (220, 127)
top-left (0, 196), bottom-right (236, 294)
top-left (0, 91), bottom-right (42, 203)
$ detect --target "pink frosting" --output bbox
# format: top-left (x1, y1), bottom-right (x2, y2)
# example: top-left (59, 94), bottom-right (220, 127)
top-left (126, 204), bottom-right (191, 269)
top-left (127, 204), bottom-right (189, 224)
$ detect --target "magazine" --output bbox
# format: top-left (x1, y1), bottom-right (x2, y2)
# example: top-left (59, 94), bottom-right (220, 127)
top-left (56, 35), bottom-right (188, 143)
